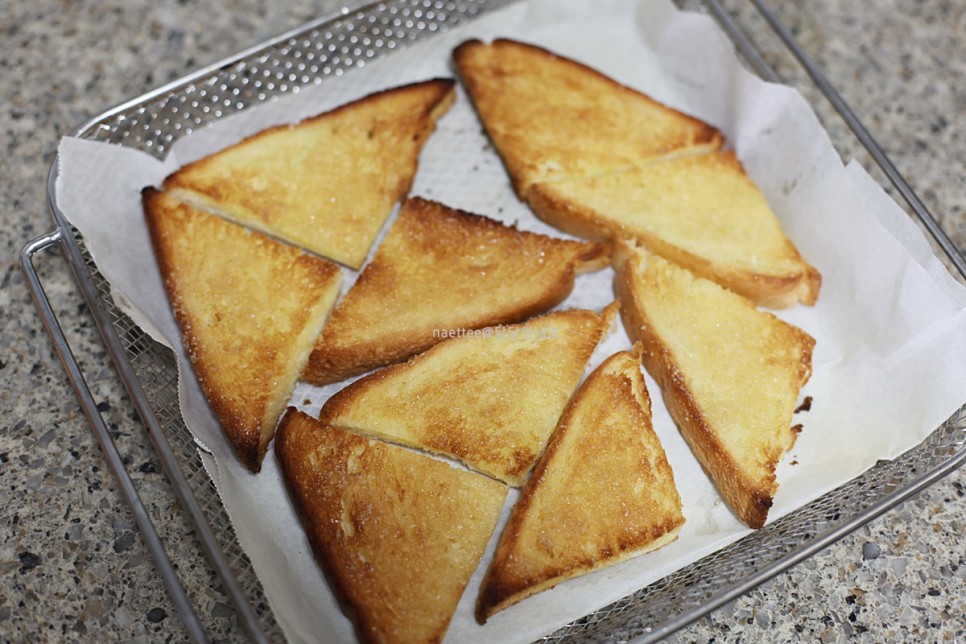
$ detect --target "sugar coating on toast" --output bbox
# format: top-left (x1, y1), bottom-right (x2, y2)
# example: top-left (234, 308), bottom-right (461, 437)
top-left (142, 188), bottom-right (342, 472)
top-left (164, 79), bottom-right (456, 269)
top-left (275, 410), bottom-right (506, 644)
top-left (453, 38), bottom-right (721, 195)
top-left (318, 306), bottom-right (617, 486)
top-left (529, 150), bottom-right (821, 308)
top-left (614, 242), bottom-right (814, 528)
top-left (476, 350), bottom-right (684, 623)
top-left (301, 196), bottom-right (609, 385)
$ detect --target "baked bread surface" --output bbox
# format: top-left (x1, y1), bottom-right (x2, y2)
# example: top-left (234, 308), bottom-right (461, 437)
top-left (453, 38), bottom-right (720, 195)
top-left (275, 409), bottom-right (506, 644)
top-left (614, 242), bottom-right (814, 528)
top-left (302, 196), bottom-right (609, 385)
top-left (142, 188), bottom-right (342, 471)
top-left (476, 349), bottom-right (684, 623)
top-left (164, 79), bottom-right (456, 269)
top-left (319, 306), bottom-right (616, 486)
top-left (529, 150), bottom-right (821, 308)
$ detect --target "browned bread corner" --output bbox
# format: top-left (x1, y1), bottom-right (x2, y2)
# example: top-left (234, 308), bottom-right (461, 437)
top-left (614, 241), bottom-right (814, 528)
top-left (476, 348), bottom-right (685, 623)
top-left (318, 305), bottom-right (618, 486)
top-left (142, 188), bottom-right (342, 471)
top-left (163, 78), bottom-right (456, 269)
top-left (453, 38), bottom-right (721, 196)
top-left (275, 409), bottom-right (506, 644)
top-left (301, 196), bottom-right (609, 385)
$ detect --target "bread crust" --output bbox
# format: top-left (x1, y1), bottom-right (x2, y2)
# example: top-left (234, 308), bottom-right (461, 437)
top-left (275, 409), bottom-right (506, 643)
top-left (143, 188), bottom-right (341, 471)
top-left (476, 350), bottom-right (684, 622)
top-left (302, 196), bottom-right (609, 385)
top-left (164, 79), bottom-right (456, 269)
top-left (614, 243), bottom-right (813, 528)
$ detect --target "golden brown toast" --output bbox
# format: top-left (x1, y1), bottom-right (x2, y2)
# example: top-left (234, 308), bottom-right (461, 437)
top-left (301, 196), bottom-right (609, 385)
top-left (163, 79), bottom-right (456, 269)
top-left (614, 242), bottom-right (814, 528)
top-left (319, 305), bottom-right (617, 486)
top-left (476, 349), bottom-right (684, 623)
top-left (529, 150), bottom-right (821, 308)
top-left (453, 38), bottom-right (819, 309)
top-left (453, 38), bottom-right (721, 196)
top-left (142, 188), bottom-right (342, 472)
top-left (275, 409), bottom-right (506, 644)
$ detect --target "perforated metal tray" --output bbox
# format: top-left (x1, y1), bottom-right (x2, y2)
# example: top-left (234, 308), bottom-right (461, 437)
top-left (21, 0), bottom-right (966, 642)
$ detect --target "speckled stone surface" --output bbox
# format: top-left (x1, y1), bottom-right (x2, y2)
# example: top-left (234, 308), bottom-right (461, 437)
top-left (1, 0), bottom-right (963, 642)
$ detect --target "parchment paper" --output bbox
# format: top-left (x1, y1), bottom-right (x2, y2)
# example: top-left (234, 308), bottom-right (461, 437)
top-left (56, 0), bottom-right (966, 641)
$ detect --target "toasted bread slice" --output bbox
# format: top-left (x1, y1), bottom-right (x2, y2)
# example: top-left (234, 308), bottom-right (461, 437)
top-left (614, 242), bottom-right (814, 528)
top-left (302, 196), bottom-right (609, 385)
top-left (143, 189), bottom-right (341, 471)
top-left (453, 38), bottom-right (721, 196)
top-left (530, 150), bottom-right (821, 308)
top-left (476, 349), bottom-right (684, 623)
top-left (163, 79), bottom-right (456, 269)
top-left (319, 305), bottom-right (616, 485)
top-left (276, 409), bottom-right (506, 644)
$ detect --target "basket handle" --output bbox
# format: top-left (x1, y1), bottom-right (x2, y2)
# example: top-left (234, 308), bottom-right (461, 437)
top-left (20, 231), bottom-right (210, 644)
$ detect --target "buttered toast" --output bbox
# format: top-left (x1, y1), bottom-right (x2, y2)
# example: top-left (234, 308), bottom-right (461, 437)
top-left (275, 409), bottom-right (506, 644)
top-left (142, 188), bottom-right (341, 471)
top-left (453, 38), bottom-right (720, 195)
top-left (453, 38), bottom-right (721, 195)
top-left (614, 242), bottom-right (814, 528)
top-left (302, 196), bottom-right (609, 385)
top-left (476, 349), bottom-right (684, 623)
top-left (164, 79), bottom-right (456, 269)
top-left (319, 306), bottom-right (617, 486)
top-left (529, 150), bottom-right (821, 308)
top-left (453, 38), bottom-right (820, 309)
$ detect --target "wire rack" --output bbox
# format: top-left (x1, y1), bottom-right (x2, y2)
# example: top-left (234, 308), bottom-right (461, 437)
top-left (21, 0), bottom-right (966, 642)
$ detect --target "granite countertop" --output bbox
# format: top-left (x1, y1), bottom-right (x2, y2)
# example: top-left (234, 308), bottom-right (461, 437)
top-left (2, 0), bottom-right (963, 641)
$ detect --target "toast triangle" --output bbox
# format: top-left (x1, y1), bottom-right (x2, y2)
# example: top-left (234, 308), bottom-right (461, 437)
top-left (163, 79), bottom-right (456, 269)
top-left (454, 38), bottom-right (820, 309)
top-left (275, 409), bottom-right (506, 644)
top-left (476, 349), bottom-right (684, 623)
top-left (453, 38), bottom-right (721, 196)
top-left (530, 149), bottom-right (821, 308)
top-left (614, 241), bottom-right (814, 527)
top-left (143, 188), bottom-right (342, 471)
top-left (318, 305), bottom-right (617, 485)
top-left (302, 196), bottom-right (609, 385)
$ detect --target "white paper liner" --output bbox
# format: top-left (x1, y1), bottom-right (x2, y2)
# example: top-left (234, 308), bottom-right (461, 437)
top-left (55, 0), bottom-right (966, 641)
